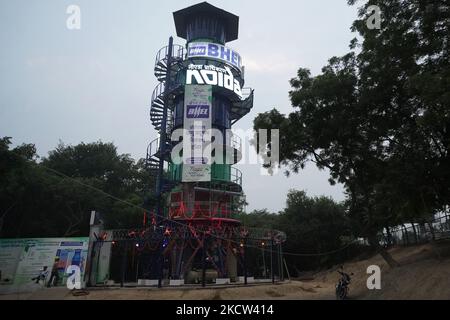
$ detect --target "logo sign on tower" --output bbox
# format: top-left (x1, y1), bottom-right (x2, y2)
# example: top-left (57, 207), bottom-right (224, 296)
top-left (186, 105), bottom-right (210, 119)
top-left (187, 42), bottom-right (242, 72)
top-left (186, 64), bottom-right (242, 99)
top-left (182, 85), bottom-right (212, 182)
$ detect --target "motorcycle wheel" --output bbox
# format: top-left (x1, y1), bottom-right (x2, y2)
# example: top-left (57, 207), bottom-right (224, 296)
top-left (336, 285), bottom-right (348, 300)
top-left (335, 285), bottom-right (343, 300)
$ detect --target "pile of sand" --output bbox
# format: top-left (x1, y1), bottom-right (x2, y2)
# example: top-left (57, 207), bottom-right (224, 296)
top-left (314, 241), bottom-right (450, 299)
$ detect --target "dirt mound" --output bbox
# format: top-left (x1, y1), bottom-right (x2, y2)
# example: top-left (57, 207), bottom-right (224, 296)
top-left (315, 241), bottom-right (450, 299)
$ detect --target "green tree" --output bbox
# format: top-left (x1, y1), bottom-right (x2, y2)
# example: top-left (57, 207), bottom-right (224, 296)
top-left (235, 208), bottom-right (279, 229)
top-left (277, 190), bottom-right (351, 272)
top-left (0, 138), bottom-right (155, 237)
top-left (253, 0), bottom-right (449, 267)
top-left (41, 141), bottom-right (154, 230)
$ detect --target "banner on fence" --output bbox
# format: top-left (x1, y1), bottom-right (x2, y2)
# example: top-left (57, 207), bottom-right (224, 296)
top-left (0, 237), bottom-right (89, 293)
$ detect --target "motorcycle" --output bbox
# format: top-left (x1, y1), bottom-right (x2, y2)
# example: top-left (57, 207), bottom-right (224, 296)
top-left (335, 266), bottom-right (353, 300)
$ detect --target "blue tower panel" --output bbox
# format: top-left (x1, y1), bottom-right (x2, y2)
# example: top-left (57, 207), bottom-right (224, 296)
top-left (173, 94), bottom-right (231, 130)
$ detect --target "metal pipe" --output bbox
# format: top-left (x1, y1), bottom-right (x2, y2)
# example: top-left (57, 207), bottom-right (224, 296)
top-left (261, 246), bottom-right (266, 278)
top-left (283, 258), bottom-right (291, 281)
top-left (121, 241), bottom-right (128, 288)
top-left (243, 237), bottom-right (247, 285)
top-left (279, 242), bottom-right (284, 281)
top-left (201, 235), bottom-right (207, 287)
top-left (271, 237), bottom-right (274, 284)
top-left (158, 233), bottom-right (165, 288)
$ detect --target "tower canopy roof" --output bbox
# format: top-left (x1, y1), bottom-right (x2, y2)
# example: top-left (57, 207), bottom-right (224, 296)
top-left (173, 2), bottom-right (239, 42)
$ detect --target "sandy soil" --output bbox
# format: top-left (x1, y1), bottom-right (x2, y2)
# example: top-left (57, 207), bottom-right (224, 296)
top-left (315, 241), bottom-right (450, 300)
top-left (2, 241), bottom-right (450, 300)
top-left (0, 281), bottom-right (336, 300)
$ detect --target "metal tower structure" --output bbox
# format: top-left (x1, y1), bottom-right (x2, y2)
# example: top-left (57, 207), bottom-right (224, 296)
top-left (137, 2), bottom-right (284, 285)
top-left (85, 2), bottom-right (286, 288)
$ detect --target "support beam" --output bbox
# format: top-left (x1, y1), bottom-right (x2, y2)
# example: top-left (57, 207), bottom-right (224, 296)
top-left (158, 233), bottom-right (165, 288)
top-left (271, 237), bottom-right (274, 284)
top-left (120, 241), bottom-right (128, 288)
top-left (243, 237), bottom-right (247, 285)
top-left (201, 235), bottom-right (207, 287)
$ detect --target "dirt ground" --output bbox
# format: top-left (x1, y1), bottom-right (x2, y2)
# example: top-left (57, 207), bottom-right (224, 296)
top-left (0, 281), bottom-right (336, 300)
top-left (2, 241), bottom-right (450, 300)
top-left (314, 240), bottom-right (450, 300)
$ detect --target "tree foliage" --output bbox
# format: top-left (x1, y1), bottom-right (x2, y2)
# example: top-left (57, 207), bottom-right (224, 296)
top-left (0, 138), bottom-right (154, 237)
top-left (277, 190), bottom-right (353, 271)
top-left (253, 0), bottom-right (449, 265)
top-left (236, 191), bottom-right (356, 272)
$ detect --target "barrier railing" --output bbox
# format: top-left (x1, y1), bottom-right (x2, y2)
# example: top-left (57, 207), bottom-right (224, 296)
top-left (154, 44), bottom-right (185, 73)
top-left (381, 214), bottom-right (450, 246)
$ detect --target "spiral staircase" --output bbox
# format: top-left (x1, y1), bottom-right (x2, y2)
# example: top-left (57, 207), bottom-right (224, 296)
top-left (149, 45), bottom-right (185, 135)
top-left (145, 42), bottom-right (254, 198)
top-left (145, 136), bottom-right (177, 193)
top-left (146, 43), bottom-right (185, 195)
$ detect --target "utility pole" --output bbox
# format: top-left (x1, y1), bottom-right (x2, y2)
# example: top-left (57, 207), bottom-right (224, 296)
top-left (279, 242), bottom-right (284, 281)
top-left (271, 236), bottom-right (274, 284)
top-left (261, 242), bottom-right (266, 278)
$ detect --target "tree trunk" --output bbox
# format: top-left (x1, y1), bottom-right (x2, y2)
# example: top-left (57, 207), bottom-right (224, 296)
top-left (411, 222), bottom-right (418, 244)
top-left (378, 247), bottom-right (400, 268)
top-left (445, 208), bottom-right (450, 230)
top-left (427, 220), bottom-right (435, 241)
top-left (368, 233), bottom-right (399, 268)
top-left (385, 225), bottom-right (392, 247)
top-left (402, 224), bottom-right (409, 245)
top-left (419, 222), bottom-right (426, 238)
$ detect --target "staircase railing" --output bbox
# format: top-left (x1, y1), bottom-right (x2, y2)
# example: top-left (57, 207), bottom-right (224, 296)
top-left (154, 44), bottom-right (185, 74)
top-left (230, 167), bottom-right (242, 186)
top-left (146, 137), bottom-right (160, 160)
top-left (151, 82), bottom-right (165, 106)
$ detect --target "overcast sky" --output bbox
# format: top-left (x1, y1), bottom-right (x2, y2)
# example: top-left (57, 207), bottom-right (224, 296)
top-left (0, 0), bottom-right (360, 212)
